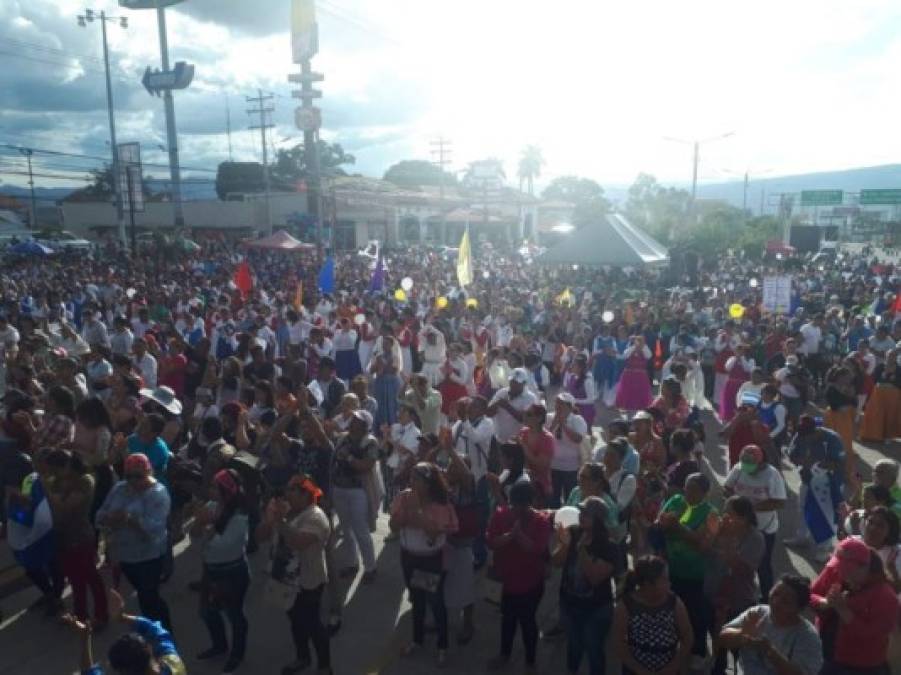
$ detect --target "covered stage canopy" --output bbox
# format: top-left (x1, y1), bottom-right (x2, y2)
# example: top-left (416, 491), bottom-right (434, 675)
top-left (538, 213), bottom-right (668, 267)
top-left (244, 230), bottom-right (315, 251)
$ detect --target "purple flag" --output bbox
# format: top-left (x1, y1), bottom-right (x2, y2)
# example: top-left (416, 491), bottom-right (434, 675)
top-left (368, 255), bottom-right (385, 292)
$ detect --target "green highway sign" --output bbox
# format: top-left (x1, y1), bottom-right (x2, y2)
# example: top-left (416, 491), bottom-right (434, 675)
top-left (800, 190), bottom-right (843, 206)
top-left (859, 189), bottom-right (901, 205)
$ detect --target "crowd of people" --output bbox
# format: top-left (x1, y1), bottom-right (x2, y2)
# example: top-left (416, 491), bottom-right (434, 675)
top-left (0, 236), bottom-right (899, 675)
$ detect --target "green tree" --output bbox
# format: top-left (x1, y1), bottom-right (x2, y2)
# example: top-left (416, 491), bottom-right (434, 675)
top-left (214, 162), bottom-right (265, 200)
top-left (517, 145), bottom-right (544, 195)
top-left (541, 175), bottom-right (611, 227)
top-left (383, 160), bottom-right (457, 188)
top-left (65, 166), bottom-right (155, 203)
top-left (624, 173), bottom-right (691, 242)
top-left (269, 140), bottom-right (356, 189)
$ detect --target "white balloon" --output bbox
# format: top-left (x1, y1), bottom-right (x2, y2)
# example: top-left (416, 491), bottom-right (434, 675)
top-left (482, 270), bottom-right (490, 280)
top-left (555, 506), bottom-right (580, 529)
top-left (125, 288), bottom-right (136, 299)
top-left (400, 277), bottom-right (414, 292)
top-left (749, 278), bottom-right (759, 288)
top-left (602, 310), bottom-right (615, 324)
top-left (354, 313), bottom-right (366, 326)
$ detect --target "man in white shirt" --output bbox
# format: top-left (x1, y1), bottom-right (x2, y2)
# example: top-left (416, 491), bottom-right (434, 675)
top-left (132, 337), bottom-right (158, 389)
top-left (131, 307), bottom-right (153, 339)
top-left (545, 392), bottom-right (588, 507)
top-left (602, 437), bottom-right (637, 550)
top-left (81, 309), bottom-right (110, 348)
top-left (110, 317), bottom-right (134, 356)
top-left (799, 314), bottom-right (825, 388)
top-left (452, 396), bottom-right (495, 568)
top-left (487, 368), bottom-right (538, 443)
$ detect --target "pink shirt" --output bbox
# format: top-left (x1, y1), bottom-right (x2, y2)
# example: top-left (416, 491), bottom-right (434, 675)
top-left (519, 427), bottom-right (554, 496)
top-left (487, 506), bottom-right (553, 594)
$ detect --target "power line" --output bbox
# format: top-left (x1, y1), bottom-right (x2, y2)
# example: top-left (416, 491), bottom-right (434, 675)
top-left (0, 143), bottom-right (219, 174)
top-left (247, 90), bottom-right (275, 234)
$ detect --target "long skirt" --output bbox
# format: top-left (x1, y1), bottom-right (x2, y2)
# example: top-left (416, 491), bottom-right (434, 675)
top-left (720, 377), bottom-right (745, 423)
top-left (334, 348), bottom-right (362, 382)
top-left (859, 385), bottom-right (901, 443)
top-left (615, 369), bottom-right (652, 412)
top-left (373, 373), bottom-right (401, 429)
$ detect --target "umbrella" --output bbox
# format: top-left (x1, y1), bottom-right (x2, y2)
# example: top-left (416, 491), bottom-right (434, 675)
top-left (9, 240), bottom-right (53, 256)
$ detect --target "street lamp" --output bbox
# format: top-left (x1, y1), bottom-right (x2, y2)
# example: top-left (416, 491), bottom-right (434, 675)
top-left (18, 148), bottom-right (37, 229)
top-left (78, 8), bottom-right (128, 245)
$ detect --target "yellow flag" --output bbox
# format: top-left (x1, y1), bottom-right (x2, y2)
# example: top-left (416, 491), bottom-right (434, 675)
top-left (556, 287), bottom-right (574, 307)
top-left (293, 281), bottom-right (303, 310)
top-left (457, 229), bottom-right (473, 288)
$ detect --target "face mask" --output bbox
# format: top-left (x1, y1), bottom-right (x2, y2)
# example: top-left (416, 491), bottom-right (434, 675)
top-left (740, 460), bottom-right (758, 475)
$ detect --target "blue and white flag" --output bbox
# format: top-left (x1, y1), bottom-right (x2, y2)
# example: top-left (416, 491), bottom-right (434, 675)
top-left (803, 465), bottom-right (842, 544)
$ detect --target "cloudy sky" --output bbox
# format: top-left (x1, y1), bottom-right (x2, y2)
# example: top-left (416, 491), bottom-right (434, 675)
top-left (3, 0), bottom-right (901, 195)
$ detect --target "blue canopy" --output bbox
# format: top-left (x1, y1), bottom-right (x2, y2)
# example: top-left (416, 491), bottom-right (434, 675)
top-left (9, 240), bottom-right (54, 256)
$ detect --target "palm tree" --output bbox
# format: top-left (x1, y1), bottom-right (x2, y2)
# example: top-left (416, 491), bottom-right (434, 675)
top-left (517, 145), bottom-right (544, 195)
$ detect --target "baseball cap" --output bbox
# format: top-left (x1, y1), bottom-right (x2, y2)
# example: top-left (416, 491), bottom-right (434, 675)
top-left (826, 537), bottom-right (872, 578)
top-left (350, 409), bottom-right (373, 431)
top-left (510, 368), bottom-right (529, 384)
top-left (632, 410), bottom-right (654, 422)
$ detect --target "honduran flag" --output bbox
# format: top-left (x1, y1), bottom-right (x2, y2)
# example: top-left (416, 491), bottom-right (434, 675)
top-left (803, 465), bottom-right (843, 544)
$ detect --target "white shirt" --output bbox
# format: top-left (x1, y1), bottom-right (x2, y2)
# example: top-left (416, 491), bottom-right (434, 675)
top-left (724, 464), bottom-right (787, 534)
top-left (332, 329), bottom-right (358, 351)
top-left (607, 467), bottom-right (637, 511)
top-left (0, 325), bottom-right (20, 346)
top-left (774, 367), bottom-right (800, 398)
top-left (489, 387), bottom-right (538, 443)
top-left (545, 412), bottom-right (588, 472)
top-left (387, 421), bottom-right (420, 469)
top-left (799, 323), bottom-right (822, 355)
top-left (453, 417), bottom-right (495, 481)
top-left (133, 353), bottom-right (158, 389)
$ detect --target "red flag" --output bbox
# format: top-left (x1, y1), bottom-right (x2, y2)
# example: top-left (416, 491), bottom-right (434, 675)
top-left (653, 338), bottom-right (664, 370)
top-left (893, 292), bottom-right (901, 315)
top-left (234, 260), bottom-right (253, 298)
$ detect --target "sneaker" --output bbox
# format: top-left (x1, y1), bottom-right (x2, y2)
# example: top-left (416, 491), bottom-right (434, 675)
top-left (487, 654), bottom-right (510, 670)
top-left (782, 536), bottom-right (811, 548)
top-left (222, 655), bottom-right (242, 673)
top-left (280, 658), bottom-right (311, 675)
top-left (540, 624), bottom-right (564, 639)
top-left (197, 646), bottom-right (228, 660)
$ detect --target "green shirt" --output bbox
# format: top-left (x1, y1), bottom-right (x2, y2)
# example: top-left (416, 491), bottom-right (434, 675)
top-left (566, 486), bottom-right (619, 530)
top-left (889, 485), bottom-right (901, 519)
top-left (662, 494), bottom-right (716, 581)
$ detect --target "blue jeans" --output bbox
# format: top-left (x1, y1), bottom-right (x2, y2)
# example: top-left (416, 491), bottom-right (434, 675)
top-left (561, 601), bottom-right (613, 675)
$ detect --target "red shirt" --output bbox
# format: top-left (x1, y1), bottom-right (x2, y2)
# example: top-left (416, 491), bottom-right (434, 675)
top-left (486, 506), bottom-right (552, 594)
top-left (810, 567), bottom-right (899, 668)
top-left (518, 427), bottom-right (554, 496)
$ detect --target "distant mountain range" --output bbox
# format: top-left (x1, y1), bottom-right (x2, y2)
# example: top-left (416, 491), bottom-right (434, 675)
top-left (606, 163), bottom-right (901, 214)
top-left (4, 163), bottom-right (901, 214)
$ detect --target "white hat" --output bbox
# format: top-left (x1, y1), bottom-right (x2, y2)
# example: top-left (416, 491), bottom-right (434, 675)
top-left (556, 392), bottom-right (576, 406)
top-left (139, 386), bottom-right (183, 415)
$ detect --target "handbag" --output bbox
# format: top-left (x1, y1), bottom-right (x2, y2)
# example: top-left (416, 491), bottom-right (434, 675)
top-left (264, 577), bottom-right (297, 610)
top-left (410, 569), bottom-right (442, 594)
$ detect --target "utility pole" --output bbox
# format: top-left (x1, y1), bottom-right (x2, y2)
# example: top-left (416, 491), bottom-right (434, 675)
top-left (247, 90), bottom-right (275, 235)
top-left (78, 8), bottom-right (128, 244)
top-left (430, 136), bottom-right (452, 243)
top-left (156, 5), bottom-right (184, 228)
top-left (742, 171), bottom-right (749, 215)
top-left (18, 148), bottom-right (37, 229)
top-left (289, 0), bottom-right (324, 251)
top-left (664, 131), bottom-right (734, 224)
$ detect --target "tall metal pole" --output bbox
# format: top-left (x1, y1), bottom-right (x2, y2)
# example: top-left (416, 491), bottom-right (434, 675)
top-left (99, 12), bottom-right (127, 244)
top-left (301, 58), bottom-right (322, 248)
top-left (156, 5), bottom-right (184, 228)
top-left (247, 89), bottom-right (274, 235)
top-left (19, 149), bottom-right (37, 228)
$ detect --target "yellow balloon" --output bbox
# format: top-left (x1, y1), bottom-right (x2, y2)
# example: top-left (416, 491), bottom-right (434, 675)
top-left (729, 303), bottom-right (745, 319)
top-left (394, 289), bottom-right (407, 302)
top-left (436, 296), bottom-right (449, 309)
top-left (466, 298), bottom-right (478, 309)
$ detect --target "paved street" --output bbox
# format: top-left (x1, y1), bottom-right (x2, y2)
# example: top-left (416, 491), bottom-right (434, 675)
top-left (0, 408), bottom-right (898, 675)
